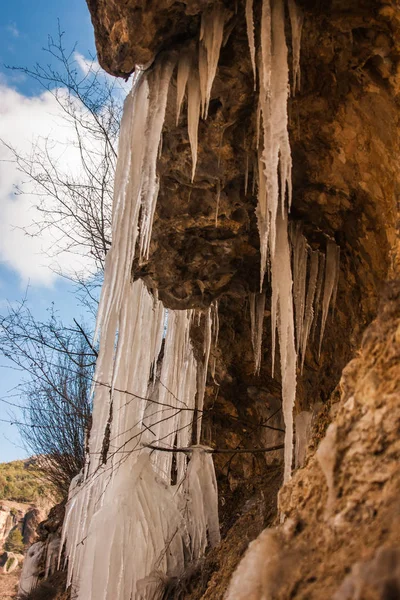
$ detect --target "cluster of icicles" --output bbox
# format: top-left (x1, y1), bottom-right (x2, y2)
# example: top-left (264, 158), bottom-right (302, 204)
top-left (59, 281), bottom-right (220, 600)
top-left (59, 1), bottom-right (340, 599)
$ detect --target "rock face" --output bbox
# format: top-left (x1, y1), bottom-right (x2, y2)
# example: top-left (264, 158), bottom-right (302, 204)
top-left (223, 282), bottom-right (400, 599)
top-left (85, 0), bottom-right (400, 597)
top-left (0, 501), bottom-right (45, 551)
top-left (0, 507), bottom-right (15, 548)
top-left (22, 508), bottom-right (42, 546)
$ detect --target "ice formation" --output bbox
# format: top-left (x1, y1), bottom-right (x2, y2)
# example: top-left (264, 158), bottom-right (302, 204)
top-left (300, 249), bottom-right (319, 372)
top-left (61, 277), bottom-right (221, 599)
top-left (247, 0), bottom-right (339, 481)
top-left (248, 0), bottom-right (297, 481)
top-left (289, 226), bottom-right (340, 371)
top-left (174, 6), bottom-right (228, 181)
top-left (257, 0), bottom-right (292, 289)
top-left (319, 239), bottom-right (341, 357)
top-left (188, 70), bottom-right (201, 181)
top-left (288, 0), bottom-right (304, 94)
top-left (18, 541), bottom-right (45, 596)
top-left (176, 50), bottom-right (192, 125)
top-left (60, 3), bottom-right (342, 596)
top-left (199, 6), bottom-right (228, 119)
top-left (291, 223), bottom-right (308, 353)
top-left (249, 291), bottom-right (266, 375)
top-left (196, 303), bottom-right (220, 440)
top-left (183, 447), bottom-right (221, 557)
top-left (271, 214), bottom-right (297, 483)
top-left (44, 534), bottom-right (61, 579)
top-left (245, 0), bottom-right (257, 88)
top-left (61, 51), bottom-right (220, 600)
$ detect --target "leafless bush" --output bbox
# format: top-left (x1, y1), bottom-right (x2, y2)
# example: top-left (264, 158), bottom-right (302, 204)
top-left (4, 25), bottom-right (125, 278)
top-left (0, 300), bottom-right (94, 496)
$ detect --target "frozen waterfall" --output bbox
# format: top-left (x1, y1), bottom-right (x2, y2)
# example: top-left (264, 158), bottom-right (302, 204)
top-left (59, 2), bottom-right (341, 598)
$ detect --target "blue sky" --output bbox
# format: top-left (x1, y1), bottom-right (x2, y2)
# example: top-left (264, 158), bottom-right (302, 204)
top-left (0, 0), bottom-right (100, 462)
top-left (1, 0), bottom-right (96, 95)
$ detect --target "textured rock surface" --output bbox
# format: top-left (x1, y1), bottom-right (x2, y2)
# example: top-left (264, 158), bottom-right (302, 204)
top-left (85, 0), bottom-right (400, 597)
top-left (0, 501), bottom-right (48, 551)
top-left (221, 282), bottom-right (400, 599)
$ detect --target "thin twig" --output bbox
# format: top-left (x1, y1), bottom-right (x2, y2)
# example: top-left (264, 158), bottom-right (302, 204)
top-left (143, 443), bottom-right (285, 454)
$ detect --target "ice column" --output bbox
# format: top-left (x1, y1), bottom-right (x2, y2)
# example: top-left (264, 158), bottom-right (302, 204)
top-left (61, 53), bottom-right (220, 600)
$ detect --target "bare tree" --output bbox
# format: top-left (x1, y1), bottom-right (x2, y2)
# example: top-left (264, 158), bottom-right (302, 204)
top-left (0, 299), bottom-right (95, 495)
top-left (0, 28), bottom-right (127, 494)
top-left (3, 25), bottom-right (126, 278)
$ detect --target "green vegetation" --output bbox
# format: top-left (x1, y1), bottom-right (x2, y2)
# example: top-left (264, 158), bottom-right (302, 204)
top-left (6, 556), bottom-right (16, 570)
top-left (4, 528), bottom-right (24, 553)
top-left (0, 460), bottom-right (47, 503)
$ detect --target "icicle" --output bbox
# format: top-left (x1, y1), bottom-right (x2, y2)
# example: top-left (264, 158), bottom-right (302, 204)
top-left (257, 0), bottom-right (292, 288)
top-left (215, 179), bottom-right (221, 226)
top-left (294, 411), bottom-right (312, 468)
top-left (271, 213), bottom-right (297, 483)
top-left (198, 43), bottom-right (208, 120)
top-left (291, 223), bottom-right (308, 352)
top-left (331, 245), bottom-right (341, 312)
top-left (256, 96), bottom-right (261, 150)
top-left (212, 300), bottom-right (219, 349)
top-left (44, 534), bottom-right (61, 579)
top-left (319, 239), bottom-right (340, 357)
top-left (176, 50), bottom-right (191, 125)
top-left (196, 308), bottom-right (212, 443)
top-left (257, 146), bottom-right (269, 293)
top-left (245, 0), bottom-right (257, 89)
top-left (199, 6), bottom-right (227, 118)
top-left (249, 291), bottom-right (266, 375)
top-left (252, 156), bottom-right (258, 195)
top-left (62, 59), bottom-right (220, 598)
top-left (76, 455), bottom-right (190, 600)
top-left (300, 250), bottom-right (319, 372)
top-left (244, 153), bottom-right (249, 195)
top-left (187, 69), bottom-right (201, 181)
top-left (183, 447), bottom-right (220, 558)
top-left (140, 57), bottom-right (177, 259)
top-left (311, 251), bottom-right (325, 342)
top-left (288, 0), bottom-right (304, 95)
top-left (210, 301), bottom-right (219, 379)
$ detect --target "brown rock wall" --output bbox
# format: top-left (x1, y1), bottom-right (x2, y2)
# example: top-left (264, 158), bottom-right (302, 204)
top-left (85, 0), bottom-right (400, 596)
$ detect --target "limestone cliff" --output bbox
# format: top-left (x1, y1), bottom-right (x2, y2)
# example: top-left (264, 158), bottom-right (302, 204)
top-left (82, 0), bottom-right (400, 597)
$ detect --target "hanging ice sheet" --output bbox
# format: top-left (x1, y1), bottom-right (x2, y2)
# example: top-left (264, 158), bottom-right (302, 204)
top-left (61, 54), bottom-right (220, 600)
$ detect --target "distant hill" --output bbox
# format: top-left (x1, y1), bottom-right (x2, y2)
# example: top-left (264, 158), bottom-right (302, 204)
top-left (0, 459), bottom-right (50, 504)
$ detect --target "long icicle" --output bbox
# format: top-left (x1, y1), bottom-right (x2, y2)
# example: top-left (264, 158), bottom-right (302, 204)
top-left (61, 53), bottom-right (221, 600)
top-left (199, 6), bottom-right (227, 118)
top-left (288, 0), bottom-right (304, 95)
top-left (300, 249), bottom-right (319, 372)
top-left (271, 213), bottom-right (297, 483)
top-left (187, 68), bottom-right (201, 182)
top-left (245, 0), bottom-right (257, 89)
top-left (319, 239), bottom-right (340, 357)
top-left (257, 0), bottom-right (297, 481)
top-left (176, 49), bottom-right (192, 125)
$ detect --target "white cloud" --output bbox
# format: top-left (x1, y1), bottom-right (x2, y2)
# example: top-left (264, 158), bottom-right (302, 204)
top-left (74, 51), bottom-right (132, 96)
top-left (7, 23), bottom-right (20, 38)
top-left (74, 51), bottom-right (100, 76)
top-left (0, 81), bottom-right (99, 286)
